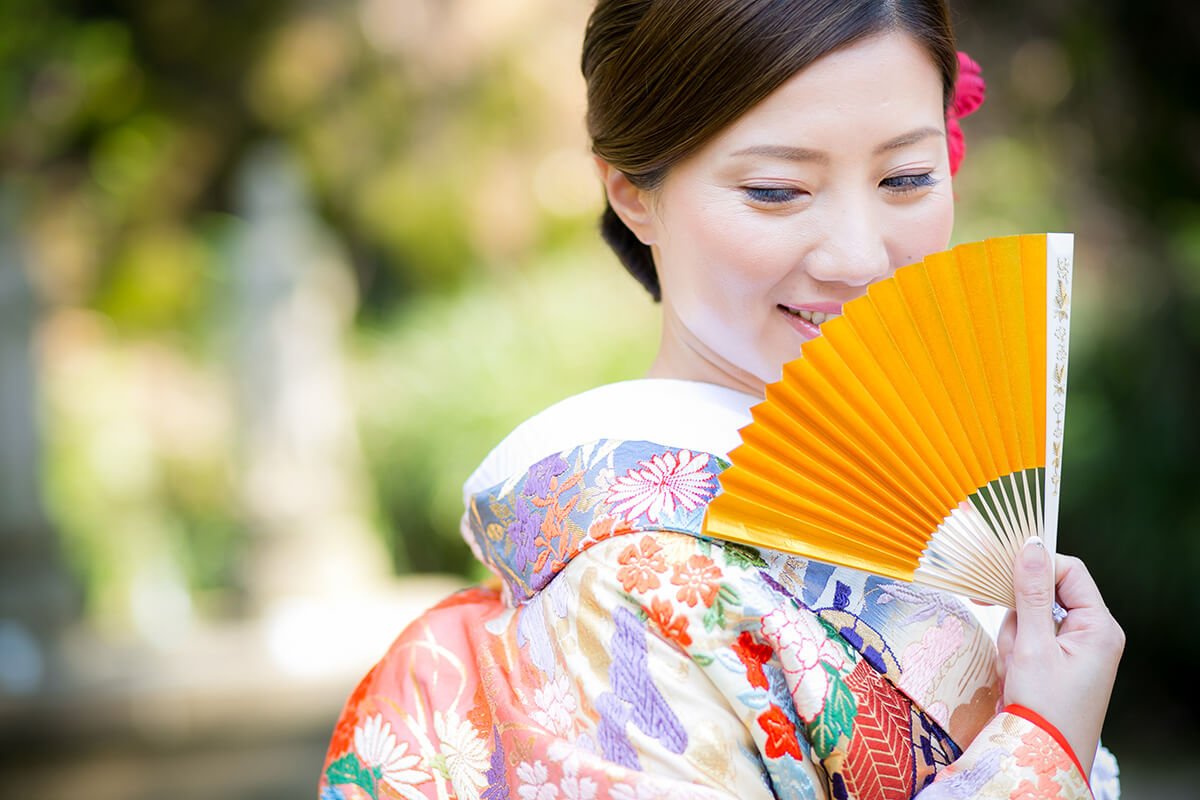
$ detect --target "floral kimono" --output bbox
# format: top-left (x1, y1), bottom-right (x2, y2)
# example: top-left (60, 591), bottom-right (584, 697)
top-left (319, 380), bottom-right (1118, 800)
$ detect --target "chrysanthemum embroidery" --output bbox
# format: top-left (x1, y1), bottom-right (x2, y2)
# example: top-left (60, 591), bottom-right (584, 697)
top-left (353, 713), bottom-right (433, 800)
top-left (605, 449), bottom-right (715, 523)
top-left (433, 710), bottom-right (490, 799)
top-left (617, 536), bottom-right (668, 593)
top-left (1014, 727), bottom-right (1075, 776)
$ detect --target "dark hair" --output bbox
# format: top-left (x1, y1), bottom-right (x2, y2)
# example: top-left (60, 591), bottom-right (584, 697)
top-left (581, 0), bottom-right (958, 300)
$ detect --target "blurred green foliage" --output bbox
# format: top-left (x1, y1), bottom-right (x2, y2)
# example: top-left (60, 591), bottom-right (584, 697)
top-left (2, 0), bottom-right (1197, 748)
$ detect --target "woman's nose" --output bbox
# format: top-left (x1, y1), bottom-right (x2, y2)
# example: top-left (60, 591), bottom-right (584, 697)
top-left (804, 212), bottom-right (891, 288)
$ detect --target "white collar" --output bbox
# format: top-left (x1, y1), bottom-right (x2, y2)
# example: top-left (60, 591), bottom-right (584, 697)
top-left (462, 379), bottom-right (759, 501)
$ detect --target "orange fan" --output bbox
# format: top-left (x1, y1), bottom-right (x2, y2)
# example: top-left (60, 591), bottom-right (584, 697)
top-left (703, 234), bottom-right (1074, 607)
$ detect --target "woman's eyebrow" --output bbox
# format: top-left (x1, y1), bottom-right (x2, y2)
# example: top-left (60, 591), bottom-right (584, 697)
top-left (729, 127), bottom-right (945, 164)
top-left (873, 126), bottom-right (944, 155)
top-left (728, 145), bottom-right (830, 164)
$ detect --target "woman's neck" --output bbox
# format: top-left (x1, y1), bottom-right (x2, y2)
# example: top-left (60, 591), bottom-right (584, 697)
top-left (646, 308), bottom-right (768, 399)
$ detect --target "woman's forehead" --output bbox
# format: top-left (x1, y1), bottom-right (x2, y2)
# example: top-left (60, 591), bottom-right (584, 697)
top-left (702, 32), bottom-right (946, 158)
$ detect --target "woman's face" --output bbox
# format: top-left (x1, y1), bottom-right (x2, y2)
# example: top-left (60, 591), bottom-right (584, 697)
top-left (628, 32), bottom-right (955, 396)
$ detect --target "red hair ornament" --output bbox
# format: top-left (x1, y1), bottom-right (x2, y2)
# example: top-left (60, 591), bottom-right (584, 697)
top-left (947, 51), bottom-right (986, 176)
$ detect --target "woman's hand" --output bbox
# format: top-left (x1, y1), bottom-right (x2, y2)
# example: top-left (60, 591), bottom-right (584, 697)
top-left (995, 538), bottom-right (1124, 776)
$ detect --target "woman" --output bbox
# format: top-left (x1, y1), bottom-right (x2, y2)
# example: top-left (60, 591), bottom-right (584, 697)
top-left (319, 1), bottom-right (1124, 798)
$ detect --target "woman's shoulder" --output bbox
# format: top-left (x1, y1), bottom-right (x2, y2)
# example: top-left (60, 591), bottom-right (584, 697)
top-left (462, 378), bottom-right (758, 501)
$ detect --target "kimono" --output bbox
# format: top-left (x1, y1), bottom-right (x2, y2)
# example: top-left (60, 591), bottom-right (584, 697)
top-left (319, 380), bottom-right (1119, 800)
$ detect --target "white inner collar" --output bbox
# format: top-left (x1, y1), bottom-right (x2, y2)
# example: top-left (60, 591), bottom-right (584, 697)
top-left (462, 378), bottom-right (759, 501)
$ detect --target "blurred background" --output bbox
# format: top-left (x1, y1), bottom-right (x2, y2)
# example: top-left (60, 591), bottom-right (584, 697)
top-left (0, 0), bottom-right (1196, 797)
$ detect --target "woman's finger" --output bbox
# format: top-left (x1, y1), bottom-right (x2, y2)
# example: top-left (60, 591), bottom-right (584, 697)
top-left (995, 610), bottom-right (1016, 680)
top-left (1052, 553), bottom-right (1105, 611)
top-left (1011, 536), bottom-right (1057, 650)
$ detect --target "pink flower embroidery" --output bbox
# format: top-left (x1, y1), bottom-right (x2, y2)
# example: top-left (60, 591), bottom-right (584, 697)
top-left (1014, 726), bottom-right (1075, 776)
top-left (1012, 773), bottom-right (1065, 800)
top-left (517, 760), bottom-right (559, 800)
top-left (605, 450), bottom-right (715, 523)
top-left (761, 610), bottom-right (847, 722)
top-left (531, 673), bottom-right (579, 737)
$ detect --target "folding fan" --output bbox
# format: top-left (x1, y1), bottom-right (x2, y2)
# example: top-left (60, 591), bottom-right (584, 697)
top-left (703, 233), bottom-right (1074, 608)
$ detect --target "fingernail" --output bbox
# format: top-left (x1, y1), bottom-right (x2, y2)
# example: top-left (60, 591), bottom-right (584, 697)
top-left (1021, 536), bottom-right (1046, 569)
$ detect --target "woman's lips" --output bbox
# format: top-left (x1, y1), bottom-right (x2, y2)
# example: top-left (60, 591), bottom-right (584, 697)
top-left (778, 302), bottom-right (842, 339)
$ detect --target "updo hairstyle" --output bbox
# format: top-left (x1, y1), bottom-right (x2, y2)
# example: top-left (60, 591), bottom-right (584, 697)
top-left (581, 0), bottom-right (958, 300)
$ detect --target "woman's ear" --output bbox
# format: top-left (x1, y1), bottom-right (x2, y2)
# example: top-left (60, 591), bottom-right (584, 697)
top-left (594, 156), bottom-right (657, 245)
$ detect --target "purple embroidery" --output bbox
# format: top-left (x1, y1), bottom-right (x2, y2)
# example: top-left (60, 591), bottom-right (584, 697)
top-left (940, 749), bottom-right (1004, 797)
top-left (507, 496), bottom-right (541, 568)
top-left (833, 581), bottom-right (851, 610)
top-left (524, 452), bottom-right (570, 499)
top-left (546, 574), bottom-right (571, 618)
top-left (831, 771), bottom-right (849, 800)
top-left (482, 726), bottom-right (509, 800)
top-left (877, 583), bottom-right (971, 625)
top-left (596, 607), bottom-right (687, 769)
top-left (861, 645), bottom-right (886, 674)
top-left (839, 625), bottom-right (863, 650)
top-left (596, 694), bottom-right (638, 769)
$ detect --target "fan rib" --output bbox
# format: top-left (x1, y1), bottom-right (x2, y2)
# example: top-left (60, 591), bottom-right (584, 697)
top-left (927, 508), bottom-right (1010, 594)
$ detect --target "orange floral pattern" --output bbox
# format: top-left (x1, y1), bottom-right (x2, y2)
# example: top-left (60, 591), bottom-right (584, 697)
top-left (1012, 773), bottom-right (1065, 800)
top-left (644, 595), bottom-right (693, 648)
top-left (616, 536), bottom-right (668, 593)
top-left (670, 553), bottom-right (721, 607)
top-left (1015, 727), bottom-right (1076, 776)
top-left (758, 705), bottom-right (804, 760)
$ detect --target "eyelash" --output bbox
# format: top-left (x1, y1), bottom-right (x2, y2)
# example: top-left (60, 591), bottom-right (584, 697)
top-left (744, 187), bottom-right (801, 204)
top-left (880, 172), bottom-right (937, 193)
top-left (744, 172), bottom-right (937, 205)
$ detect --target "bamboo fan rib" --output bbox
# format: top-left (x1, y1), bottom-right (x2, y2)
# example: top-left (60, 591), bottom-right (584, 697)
top-left (702, 233), bottom-right (1074, 607)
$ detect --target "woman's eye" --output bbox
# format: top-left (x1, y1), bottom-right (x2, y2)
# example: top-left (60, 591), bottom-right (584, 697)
top-left (744, 187), bottom-right (802, 204)
top-left (880, 172), bottom-right (937, 194)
